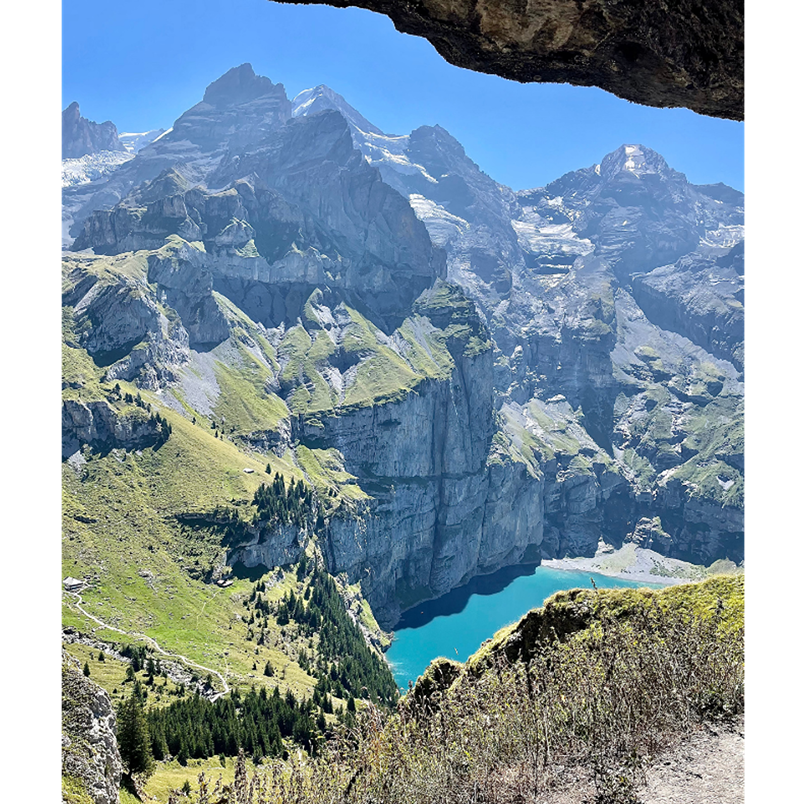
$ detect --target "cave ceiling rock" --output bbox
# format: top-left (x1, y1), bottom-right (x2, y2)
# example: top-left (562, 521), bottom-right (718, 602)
top-left (274, 0), bottom-right (743, 120)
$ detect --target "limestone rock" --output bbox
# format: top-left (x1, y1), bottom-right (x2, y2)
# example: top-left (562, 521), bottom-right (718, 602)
top-left (62, 64), bottom-right (292, 245)
top-left (632, 242), bottom-right (744, 370)
top-left (62, 650), bottom-right (122, 804)
top-left (227, 523), bottom-right (307, 570)
top-left (63, 102), bottom-right (125, 159)
top-left (73, 110), bottom-right (444, 326)
top-left (63, 254), bottom-right (192, 389)
top-left (61, 399), bottom-right (166, 458)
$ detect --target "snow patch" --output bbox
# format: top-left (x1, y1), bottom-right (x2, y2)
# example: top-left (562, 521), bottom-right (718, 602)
top-left (119, 129), bottom-right (167, 153)
top-left (700, 224), bottom-right (744, 250)
top-left (151, 128), bottom-right (173, 144)
top-left (510, 217), bottom-right (594, 258)
top-left (623, 144), bottom-right (645, 175)
top-left (408, 194), bottom-right (470, 246)
top-left (61, 150), bottom-right (134, 187)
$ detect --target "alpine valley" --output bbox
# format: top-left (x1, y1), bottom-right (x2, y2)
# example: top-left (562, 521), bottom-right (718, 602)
top-left (61, 64), bottom-right (744, 803)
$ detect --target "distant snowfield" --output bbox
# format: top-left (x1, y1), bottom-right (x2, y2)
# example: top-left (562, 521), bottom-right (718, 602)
top-left (292, 86), bottom-right (439, 185)
top-left (62, 129), bottom-right (170, 187)
top-left (408, 194), bottom-right (470, 246)
top-left (61, 150), bottom-right (134, 187)
top-left (119, 128), bottom-right (167, 153)
top-left (700, 223), bottom-right (745, 250)
top-left (511, 215), bottom-right (594, 257)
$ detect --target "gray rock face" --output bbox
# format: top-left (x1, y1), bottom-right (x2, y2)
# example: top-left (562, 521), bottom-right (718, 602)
top-left (291, 89), bottom-right (522, 300)
top-left (73, 110), bottom-right (444, 327)
top-left (168, 63), bottom-right (293, 156)
top-left (652, 476), bottom-right (744, 563)
top-left (146, 239), bottom-right (230, 348)
top-left (62, 651), bottom-right (122, 804)
top-left (275, 284), bottom-right (549, 626)
top-left (518, 145), bottom-right (743, 282)
top-left (63, 253), bottom-right (192, 389)
top-left (63, 102), bottom-right (125, 159)
top-left (227, 523), bottom-right (307, 570)
top-left (632, 242), bottom-right (744, 370)
top-left (62, 399), bottom-right (166, 458)
top-left (298, 92), bottom-right (744, 584)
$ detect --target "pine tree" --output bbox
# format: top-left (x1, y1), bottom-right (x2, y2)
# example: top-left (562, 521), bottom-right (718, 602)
top-left (83, 662), bottom-right (90, 677)
top-left (117, 688), bottom-right (155, 779)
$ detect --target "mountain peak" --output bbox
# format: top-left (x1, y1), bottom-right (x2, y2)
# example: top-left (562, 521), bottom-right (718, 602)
top-left (202, 63), bottom-right (282, 107)
top-left (600, 144), bottom-right (672, 180)
top-left (62, 102), bottom-right (124, 159)
top-left (409, 124), bottom-right (466, 160)
top-left (292, 85), bottom-right (385, 137)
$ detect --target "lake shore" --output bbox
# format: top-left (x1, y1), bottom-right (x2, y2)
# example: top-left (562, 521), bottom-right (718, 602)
top-left (541, 542), bottom-right (741, 587)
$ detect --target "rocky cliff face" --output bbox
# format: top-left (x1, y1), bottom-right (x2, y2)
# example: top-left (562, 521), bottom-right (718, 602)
top-left (632, 242), bottom-right (744, 370)
top-left (291, 85), bottom-right (744, 569)
top-left (74, 110), bottom-right (444, 328)
top-left (62, 399), bottom-right (168, 459)
top-left (62, 652), bottom-right (122, 804)
top-left (63, 102), bottom-right (126, 159)
top-left (63, 67), bottom-right (743, 628)
top-left (62, 251), bottom-right (193, 389)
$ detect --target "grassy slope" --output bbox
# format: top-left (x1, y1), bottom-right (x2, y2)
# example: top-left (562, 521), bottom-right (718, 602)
top-left (63, 252), bottom-right (744, 802)
top-left (274, 284), bottom-right (483, 417)
top-left (63, 643), bottom-right (184, 712)
top-left (618, 348), bottom-right (744, 506)
top-left (63, 251), bottom-right (460, 708)
top-left (466, 574), bottom-right (744, 673)
top-left (63, 369), bottom-right (342, 701)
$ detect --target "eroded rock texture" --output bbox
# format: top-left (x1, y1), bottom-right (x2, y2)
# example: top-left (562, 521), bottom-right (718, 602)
top-left (276, 0), bottom-right (743, 120)
top-left (63, 102), bottom-right (126, 159)
top-left (62, 652), bottom-right (123, 804)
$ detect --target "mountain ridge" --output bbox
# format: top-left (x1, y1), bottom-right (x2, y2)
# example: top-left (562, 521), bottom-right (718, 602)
top-left (62, 65), bottom-right (743, 633)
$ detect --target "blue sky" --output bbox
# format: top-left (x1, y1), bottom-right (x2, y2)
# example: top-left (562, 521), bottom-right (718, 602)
top-left (62, 0), bottom-right (744, 192)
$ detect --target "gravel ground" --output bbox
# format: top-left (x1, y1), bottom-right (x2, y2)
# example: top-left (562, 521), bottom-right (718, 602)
top-left (541, 543), bottom-right (729, 587)
top-left (532, 719), bottom-right (744, 804)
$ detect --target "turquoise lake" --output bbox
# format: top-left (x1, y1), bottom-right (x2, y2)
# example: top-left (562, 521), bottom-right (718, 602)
top-left (386, 565), bottom-right (661, 690)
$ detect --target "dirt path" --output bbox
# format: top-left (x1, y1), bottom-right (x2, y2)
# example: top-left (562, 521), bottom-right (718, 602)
top-left (532, 720), bottom-right (744, 804)
top-left (65, 591), bottom-right (230, 699)
top-left (640, 722), bottom-right (744, 804)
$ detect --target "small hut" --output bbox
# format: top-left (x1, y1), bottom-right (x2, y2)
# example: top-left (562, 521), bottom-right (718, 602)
top-left (63, 577), bottom-right (84, 592)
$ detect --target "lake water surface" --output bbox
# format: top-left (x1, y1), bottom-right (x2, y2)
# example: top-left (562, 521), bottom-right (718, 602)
top-left (386, 565), bottom-right (660, 690)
